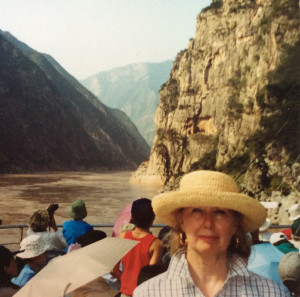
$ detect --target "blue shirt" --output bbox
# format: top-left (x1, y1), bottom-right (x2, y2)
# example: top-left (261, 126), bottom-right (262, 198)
top-left (11, 264), bottom-right (35, 287)
top-left (62, 219), bottom-right (93, 247)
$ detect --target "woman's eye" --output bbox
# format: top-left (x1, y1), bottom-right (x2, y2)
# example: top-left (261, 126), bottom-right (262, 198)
top-left (192, 208), bottom-right (203, 213)
top-left (215, 209), bottom-right (226, 215)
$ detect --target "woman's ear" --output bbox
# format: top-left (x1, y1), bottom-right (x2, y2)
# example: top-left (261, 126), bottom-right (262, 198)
top-left (179, 210), bottom-right (185, 232)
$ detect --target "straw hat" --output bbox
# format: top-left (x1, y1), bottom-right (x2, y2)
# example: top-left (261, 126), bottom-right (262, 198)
top-left (17, 234), bottom-right (49, 259)
top-left (152, 170), bottom-right (266, 232)
top-left (288, 204), bottom-right (300, 221)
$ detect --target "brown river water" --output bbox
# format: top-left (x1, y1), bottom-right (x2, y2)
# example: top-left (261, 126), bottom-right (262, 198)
top-left (0, 171), bottom-right (162, 247)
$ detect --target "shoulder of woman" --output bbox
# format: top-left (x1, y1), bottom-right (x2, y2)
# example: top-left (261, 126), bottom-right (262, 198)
top-left (133, 272), bottom-right (167, 296)
top-left (247, 272), bottom-right (290, 295)
top-left (150, 238), bottom-right (163, 248)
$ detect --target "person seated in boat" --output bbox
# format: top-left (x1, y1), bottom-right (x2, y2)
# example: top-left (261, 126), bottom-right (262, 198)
top-left (290, 219), bottom-right (300, 249)
top-left (282, 204), bottom-right (300, 239)
top-left (270, 232), bottom-right (299, 254)
top-left (12, 234), bottom-right (49, 287)
top-left (133, 170), bottom-right (290, 297)
top-left (0, 246), bottom-right (20, 296)
top-left (118, 198), bottom-right (163, 297)
top-left (27, 209), bottom-right (67, 251)
top-left (67, 229), bottom-right (107, 252)
top-left (62, 199), bottom-right (93, 247)
top-left (278, 252), bottom-right (300, 297)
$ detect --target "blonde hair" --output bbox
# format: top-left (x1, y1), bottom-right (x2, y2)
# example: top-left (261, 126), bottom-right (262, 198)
top-left (28, 210), bottom-right (50, 232)
top-left (169, 210), bottom-right (251, 259)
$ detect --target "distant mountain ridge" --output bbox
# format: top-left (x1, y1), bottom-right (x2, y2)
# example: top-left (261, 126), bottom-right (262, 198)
top-left (81, 61), bottom-right (173, 145)
top-left (0, 30), bottom-right (150, 173)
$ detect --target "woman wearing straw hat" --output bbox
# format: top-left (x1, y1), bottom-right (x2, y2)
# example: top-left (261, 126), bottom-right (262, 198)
top-left (133, 170), bottom-right (290, 297)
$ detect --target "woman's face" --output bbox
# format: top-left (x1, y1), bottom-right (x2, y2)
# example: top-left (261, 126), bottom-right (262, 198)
top-left (180, 207), bottom-right (237, 257)
top-left (4, 257), bottom-right (18, 278)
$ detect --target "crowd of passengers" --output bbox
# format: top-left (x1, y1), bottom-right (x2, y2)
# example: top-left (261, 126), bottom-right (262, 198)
top-left (0, 170), bottom-right (300, 297)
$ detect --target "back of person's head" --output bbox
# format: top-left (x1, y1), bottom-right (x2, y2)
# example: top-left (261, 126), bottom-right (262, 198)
top-left (137, 264), bottom-right (168, 286)
top-left (70, 199), bottom-right (87, 221)
top-left (76, 230), bottom-right (107, 247)
top-left (278, 252), bottom-right (300, 296)
top-left (28, 210), bottom-right (50, 232)
top-left (130, 198), bottom-right (155, 229)
top-left (291, 219), bottom-right (300, 239)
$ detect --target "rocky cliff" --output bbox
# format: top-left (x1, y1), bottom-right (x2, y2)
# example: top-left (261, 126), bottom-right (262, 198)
top-left (131, 0), bottom-right (300, 222)
top-left (81, 61), bottom-right (172, 145)
top-left (0, 31), bottom-right (150, 172)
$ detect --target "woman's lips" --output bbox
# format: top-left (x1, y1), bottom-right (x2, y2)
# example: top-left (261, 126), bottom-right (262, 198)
top-left (199, 235), bottom-right (218, 243)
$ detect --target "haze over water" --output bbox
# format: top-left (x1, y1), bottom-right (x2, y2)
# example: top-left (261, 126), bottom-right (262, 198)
top-left (0, 171), bottom-right (162, 245)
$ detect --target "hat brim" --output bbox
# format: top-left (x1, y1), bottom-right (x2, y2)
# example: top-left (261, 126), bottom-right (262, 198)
top-left (17, 245), bottom-right (49, 259)
top-left (12, 250), bottom-right (24, 255)
top-left (152, 189), bottom-right (266, 232)
top-left (289, 214), bottom-right (300, 221)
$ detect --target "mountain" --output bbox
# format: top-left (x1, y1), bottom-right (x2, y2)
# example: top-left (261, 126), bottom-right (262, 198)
top-left (131, 0), bottom-right (300, 223)
top-left (0, 30), bottom-right (150, 173)
top-left (81, 61), bottom-right (173, 145)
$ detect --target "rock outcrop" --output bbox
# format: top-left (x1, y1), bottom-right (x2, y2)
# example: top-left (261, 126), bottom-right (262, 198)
top-left (131, 0), bottom-right (300, 220)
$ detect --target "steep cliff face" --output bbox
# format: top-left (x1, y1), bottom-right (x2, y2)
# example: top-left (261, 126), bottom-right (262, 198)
top-left (132, 0), bottom-right (300, 207)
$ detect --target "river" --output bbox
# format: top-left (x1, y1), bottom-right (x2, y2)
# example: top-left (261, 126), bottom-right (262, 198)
top-left (0, 171), bottom-right (162, 246)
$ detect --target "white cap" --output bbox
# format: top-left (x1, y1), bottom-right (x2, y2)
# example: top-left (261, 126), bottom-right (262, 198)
top-left (259, 218), bottom-right (271, 232)
top-left (270, 232), bottom-right (288, 245)
top-left (17, 234), bottom-right (49, 259)
top-left (288, 204), bottom-right (300, 221)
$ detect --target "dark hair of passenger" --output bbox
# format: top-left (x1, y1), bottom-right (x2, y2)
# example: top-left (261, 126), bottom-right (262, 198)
top-left (137, 264), bottom-right (168, 286)
top-left (0, 246), bottom-right (18, 288)
top-left (130, 198), bottom-right (155, 229)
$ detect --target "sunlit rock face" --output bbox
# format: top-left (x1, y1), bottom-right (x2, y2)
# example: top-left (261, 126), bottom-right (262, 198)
top-left (132, 0), bottom-right (300, 211)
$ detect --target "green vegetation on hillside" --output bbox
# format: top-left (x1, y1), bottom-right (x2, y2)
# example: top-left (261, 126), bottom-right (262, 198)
top-left (248, 41), bottom-right (300, 162)
top-left (202, 0), bottom-right (223, 12)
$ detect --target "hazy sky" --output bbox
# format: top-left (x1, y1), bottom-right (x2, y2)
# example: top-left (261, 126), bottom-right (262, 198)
top-left (0, 0), bottom-right (211, 79)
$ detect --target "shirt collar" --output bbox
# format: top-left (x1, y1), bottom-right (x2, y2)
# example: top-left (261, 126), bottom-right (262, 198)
top-left (227, 254), bottom-right (252, 279)
top-left (167, 250), bottom-right (252, 281)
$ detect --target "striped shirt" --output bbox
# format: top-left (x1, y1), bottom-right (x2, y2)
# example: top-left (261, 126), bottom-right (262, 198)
top-left (133, 250), bottom-right (290, 297)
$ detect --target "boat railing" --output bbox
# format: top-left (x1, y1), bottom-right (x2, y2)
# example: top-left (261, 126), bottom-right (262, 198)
top-left (0, 223), bottom-right (167, 245)
top-left (0, 223), bottom-right (292, 246)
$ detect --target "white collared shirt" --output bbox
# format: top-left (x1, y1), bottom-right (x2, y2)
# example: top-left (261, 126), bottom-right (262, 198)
top-left (133, 250), bottom-right (290, 297)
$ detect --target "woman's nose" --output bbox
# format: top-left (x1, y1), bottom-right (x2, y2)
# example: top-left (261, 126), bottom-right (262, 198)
top-left (203, 213), bottom-right (214, 229)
